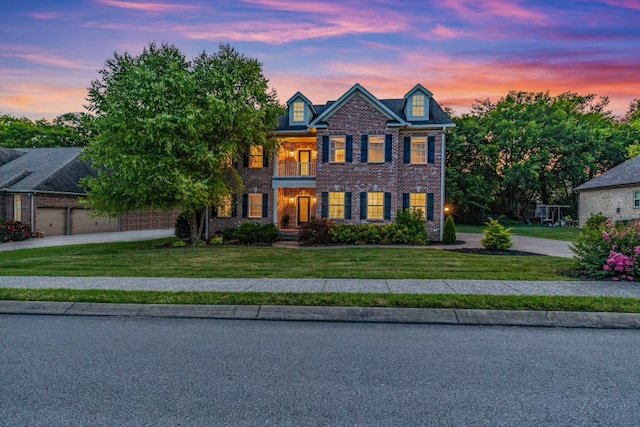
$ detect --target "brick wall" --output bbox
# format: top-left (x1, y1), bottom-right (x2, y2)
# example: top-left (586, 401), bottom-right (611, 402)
top-left (315, 93), bottom-right (444, 240)
top-left (578, 186), bottom-right (640, 227)
top-left (120, 209), bottom-right (181, 231)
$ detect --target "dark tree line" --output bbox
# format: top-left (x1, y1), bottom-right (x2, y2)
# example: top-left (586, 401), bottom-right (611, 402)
top-left (0, 112), bottom-right (92, 148)
top-left (446, 91), bottom-right (640, 224)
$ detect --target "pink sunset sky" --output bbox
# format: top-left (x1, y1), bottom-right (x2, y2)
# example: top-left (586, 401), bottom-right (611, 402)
top-left (1, 0), bottom-right (639, 119)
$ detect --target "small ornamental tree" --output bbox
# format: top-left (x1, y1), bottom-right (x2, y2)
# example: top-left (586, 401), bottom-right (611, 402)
top-left (443, 215), bottom-right (457, 243)
top-left (481, 218), bottom-right (513, 250)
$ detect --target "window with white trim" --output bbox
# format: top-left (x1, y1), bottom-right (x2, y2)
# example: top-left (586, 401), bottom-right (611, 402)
top-left (412, 94), bottom-right (425, 117)
top-left (410, 193), bottom-right (426, 217)
top-left (330, 136), bottom-right (346, 163)
top-left (367, 192), bottom-right (384, 220)
top-left (248, 194), bottom-right (262, 218)
top-left (411, 136), bottom-right (427, 164)
top-left (13, 195), bottom-right (22, 222)
top-left (329, 192), bottom-right (345, 219)
top-left (368, 135), bottom-right (384, 163)
top-left (217, 195), bottom-right (232, 217)
top-left (249, 146), bottom-right (263, 168)
top-left (635, 191), bottom-right (640, 208)
top-left (293, 102), bottom-right (304, 122)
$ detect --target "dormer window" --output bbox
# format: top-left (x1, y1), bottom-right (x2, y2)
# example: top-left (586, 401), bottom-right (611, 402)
top-left (293, 101), bottom-right (305, 122)
top-left (412, 94), bottom-right (425, 117)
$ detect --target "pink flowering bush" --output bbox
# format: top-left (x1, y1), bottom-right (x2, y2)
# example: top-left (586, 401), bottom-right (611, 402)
top-left (0, 219), bottom-right (32, 243)
top-left (571, 217), bottom-right (640, 281)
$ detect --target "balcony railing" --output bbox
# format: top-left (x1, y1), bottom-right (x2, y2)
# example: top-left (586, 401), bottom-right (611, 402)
top-left (276, 162), bottom-right (316, 177)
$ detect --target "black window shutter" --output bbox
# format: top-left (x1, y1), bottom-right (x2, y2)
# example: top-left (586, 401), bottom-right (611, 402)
top-left (361, 135), bottom-right (368, 163)
top-left (403, 137), bottom-right (411, 163)
top-left (346, 135), bottom-right (353, 163)
top-left (428, 136), bottom-right (435, 164)
top-left (322, 136), bottom-right (329, 163)
top-left (262, 193), bottom-right (268, 217)
top-left (242, 154), bottom-right (249, 168)
top-left (211, 205), bottom-right (217, 218)
top-left (345, 192), bottom-right (352, 219)
top-left (321, 192), bottom-right (328, 218)
top-left (241, 194), bottom-right (248, 218)
top-left (403, 193), bottom-right (410, 211)
top-left (231, 195), bottom-right (237, 217)
top-left (384, 192), bottom-right (392, 220)
top-left (263, 149), bottom-right (269, 168)
top-left (360, 192), bottom-right (367, 219)
top-left (427, 193), bottom-right (434, 220)
top-left (385, 134), bottom-right (392, 162)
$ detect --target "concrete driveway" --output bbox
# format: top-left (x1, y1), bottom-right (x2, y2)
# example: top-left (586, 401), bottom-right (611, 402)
top-left (454, 232), bottom-right (574, 258)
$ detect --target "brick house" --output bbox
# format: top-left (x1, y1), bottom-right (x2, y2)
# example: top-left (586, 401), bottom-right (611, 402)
top-left (574, 156), bottom-right (640, 227)
top-left (208, 83), bottom-right (455, 241)
top-left (0, 147), bottom-right (178, 236)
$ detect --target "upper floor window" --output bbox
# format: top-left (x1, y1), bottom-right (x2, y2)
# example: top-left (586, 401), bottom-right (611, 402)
top-left (367, 192), bottom-right (384, 220)
top-left (412, 94), bottom-right (425, 117)
top-left (635, 191), bottom-right (640, 208)
top-left (248, 193), bottom-right (263, 218)
top-left (330, 136), bottom-right (346, 163)
top-left (329, 192), bottom-right (345, 219)
top-left (217, 195), bottom-right (232, 217)
top-left (293, 101), bottom-right (305, 122)
top-left (410, 137), bottom-right (427, 164)
top-left (249, 146), bottom-right (263, 168)
top-left (368, 135), bottom-right (384, 163)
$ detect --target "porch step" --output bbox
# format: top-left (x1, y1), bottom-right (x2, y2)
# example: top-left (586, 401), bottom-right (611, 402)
top-left (278, 230), bottom-right (299, 242)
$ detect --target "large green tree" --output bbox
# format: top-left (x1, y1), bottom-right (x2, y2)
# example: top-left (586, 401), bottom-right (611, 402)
top-left (82, 42), bottom-right (283, 242)
top-left (446, 91), bottom-right (629, 223)
top-left (0, 113), bottom-right (91, 147)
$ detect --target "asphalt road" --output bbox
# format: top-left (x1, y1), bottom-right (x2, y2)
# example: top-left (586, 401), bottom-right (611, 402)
top-left (2, 315), bottom-right (640, 426)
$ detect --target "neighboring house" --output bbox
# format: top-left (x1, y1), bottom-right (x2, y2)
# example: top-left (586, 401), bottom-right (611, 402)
top-left (573, 156), bottom-right (640, 227)
top-left (209, 83), bottom-right (455, 241)
top-left (0, 147), bottom-right (178, 236)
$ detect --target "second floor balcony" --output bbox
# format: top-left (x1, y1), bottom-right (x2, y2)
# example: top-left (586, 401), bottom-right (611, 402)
top-left (275, 161), bottom-right (316, 177)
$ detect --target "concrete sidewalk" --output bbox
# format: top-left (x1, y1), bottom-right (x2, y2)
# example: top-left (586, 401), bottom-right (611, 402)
top-left (2, 276), bottom-right (640, 329)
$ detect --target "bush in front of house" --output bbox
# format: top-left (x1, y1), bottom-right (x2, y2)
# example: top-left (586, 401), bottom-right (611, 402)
top-left (572, 218), bottom-right (640, 281)
top-left (584, 212), bottom-right (608, 231)
top-left (0, 220), bottom-right (32, 243)
top-left (174, 211), bottom-right (192, 239)
top-left (298, 219), bottom-right (334, 245)
top-left (231, 222), bottom-right (279, 245)
top-left (325, 211), bottom-right (429, 246)
top-left (443, 215), bottom-right (457, 243)
top-left (481, 218), bottom-right (513, 250)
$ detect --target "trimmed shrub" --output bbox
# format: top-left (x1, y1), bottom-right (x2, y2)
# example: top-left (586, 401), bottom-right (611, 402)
top-left (443, 215), bottom-right (457, 243)
top-left (172, 240), bottom-right (187, 248)
top-left (233, 222), bottom-right (279, 244)
top-left (584, 213), bottom-right (607, 231)
top-left (481, 218), bottom-right (513, 250)
top-left (209, 236), bottom-right (224, 245)
top-left (298, 219), bottom-right (334, 245)
top-left (174, 211), bottom-right (192, 239)
top-left (0, 220), bottom-right (32, 243)
top-left (572, 218), bottom-right (640, 281)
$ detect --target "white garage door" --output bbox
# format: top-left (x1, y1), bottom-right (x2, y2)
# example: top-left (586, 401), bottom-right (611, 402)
top-left (71, 209), bottom-right (119, 234)
top-left (36, 208), bottom-right (66, 236)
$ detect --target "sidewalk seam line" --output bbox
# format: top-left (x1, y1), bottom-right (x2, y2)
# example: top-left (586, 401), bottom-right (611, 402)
top-left (63, 302), bottom-right (76, 314)
top-left (256, 305), bottom-right (262, 319)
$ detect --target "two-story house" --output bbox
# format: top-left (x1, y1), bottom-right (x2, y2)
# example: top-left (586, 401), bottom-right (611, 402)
top-left (209, 83), bottom-right (454, 241)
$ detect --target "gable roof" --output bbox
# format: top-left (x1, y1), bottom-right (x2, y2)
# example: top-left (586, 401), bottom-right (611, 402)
top-left (309, 83), bottom-right (406, 128)
top-left (0, 147), bottom-right (93, 194)
top-left (286, 91), bottom-right (317, 113)
top-left (574, 156), bottom-right (640, 191)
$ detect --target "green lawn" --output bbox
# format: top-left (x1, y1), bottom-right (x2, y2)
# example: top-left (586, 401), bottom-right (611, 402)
top-left (2, 288), bottom-right (639, 313)
top-left (0, 238), bottom-right (574, 281)
top-left (456, 224), bottom-right (583, 242)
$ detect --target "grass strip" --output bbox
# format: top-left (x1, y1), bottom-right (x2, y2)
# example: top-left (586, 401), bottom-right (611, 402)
top-left (456, 224), bottom-right (581, 242)
top-left (2, 288), bottom-right (639, 313)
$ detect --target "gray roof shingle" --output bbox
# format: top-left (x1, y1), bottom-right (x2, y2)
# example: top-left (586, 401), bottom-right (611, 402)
top-left (0, 147), bottom-right (93, 194)
top-left (574, 156), bottom-right (640, 191)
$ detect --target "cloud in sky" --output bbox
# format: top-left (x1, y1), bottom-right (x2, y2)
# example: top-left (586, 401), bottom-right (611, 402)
top-left (1, 0), bottom-right (639, 118)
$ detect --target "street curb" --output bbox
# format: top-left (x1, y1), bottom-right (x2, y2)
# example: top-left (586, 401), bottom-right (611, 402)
top-left (2, 301), bottom-right (640, 329)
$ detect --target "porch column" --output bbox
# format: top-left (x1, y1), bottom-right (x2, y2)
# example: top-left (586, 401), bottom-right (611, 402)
top-left (273, 188), bottom-right (278, 226)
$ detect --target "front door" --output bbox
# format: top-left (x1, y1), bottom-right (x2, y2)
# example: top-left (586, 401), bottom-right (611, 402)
top-left (298, 196), bottom-right (310, 224)
top-left (299, 150), bottom-right (311, 176)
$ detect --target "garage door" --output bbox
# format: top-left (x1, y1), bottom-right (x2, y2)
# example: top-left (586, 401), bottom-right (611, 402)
top-left (36, 208), bottom-right (66, 236)
top-left (71, 209), bottom-right (119, 234)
